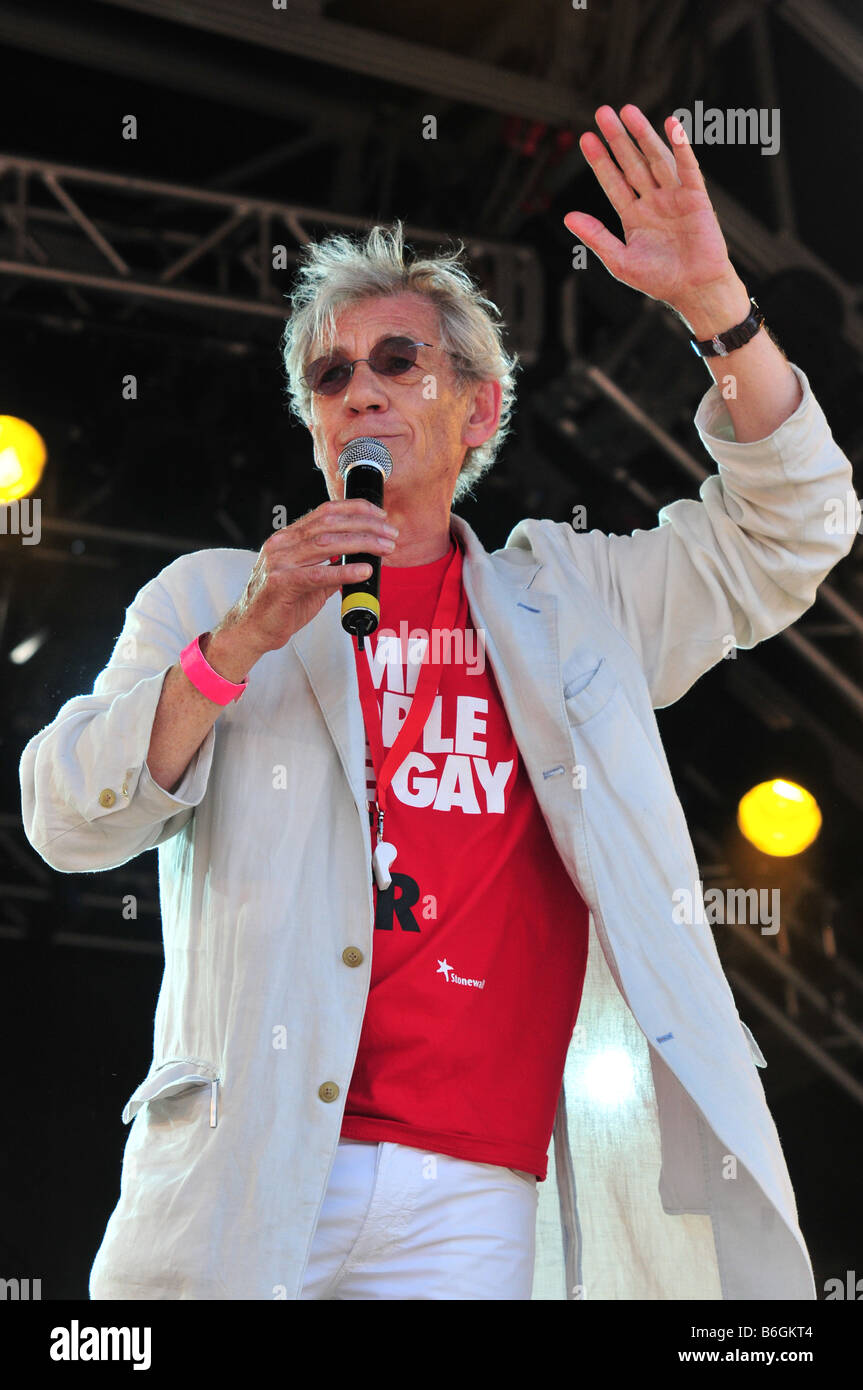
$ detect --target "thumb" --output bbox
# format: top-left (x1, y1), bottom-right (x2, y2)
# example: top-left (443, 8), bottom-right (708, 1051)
top-left (564, 212), bottom-right (625, 278)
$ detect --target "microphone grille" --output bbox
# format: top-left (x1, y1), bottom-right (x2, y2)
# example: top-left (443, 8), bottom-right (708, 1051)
top-left (337, 437), bottom-right (393, 479)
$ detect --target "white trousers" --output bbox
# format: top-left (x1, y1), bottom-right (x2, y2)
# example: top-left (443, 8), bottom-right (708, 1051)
top-left (299, 1137), bottom-right (538, 1300)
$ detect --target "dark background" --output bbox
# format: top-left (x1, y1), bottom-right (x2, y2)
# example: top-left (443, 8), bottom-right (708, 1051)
top-left (0, 0), bottom-right (861, 1298)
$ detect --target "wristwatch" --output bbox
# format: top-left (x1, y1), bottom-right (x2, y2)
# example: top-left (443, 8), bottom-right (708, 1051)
top-left (690, 298), bottom-right (765, 359)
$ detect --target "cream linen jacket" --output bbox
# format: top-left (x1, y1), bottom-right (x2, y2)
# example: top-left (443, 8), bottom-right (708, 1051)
top-left (20, 364), bottom-right (857, 1300)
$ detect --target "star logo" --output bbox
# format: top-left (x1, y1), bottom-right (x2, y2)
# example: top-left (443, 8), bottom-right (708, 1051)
top-left (436, 959), bottom-right (452, 981)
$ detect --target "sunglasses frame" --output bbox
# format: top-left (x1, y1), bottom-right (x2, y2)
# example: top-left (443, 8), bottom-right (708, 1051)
top-left (301, 336), bottom-right (435, 395)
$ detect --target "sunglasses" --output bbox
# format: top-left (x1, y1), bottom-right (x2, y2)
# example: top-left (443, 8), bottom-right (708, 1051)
top-left (301, 336), bottom-right (434, 395)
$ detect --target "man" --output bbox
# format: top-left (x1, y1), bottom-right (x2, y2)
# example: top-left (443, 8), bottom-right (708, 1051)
top-left (20, 105), bottom-right (856, 1300)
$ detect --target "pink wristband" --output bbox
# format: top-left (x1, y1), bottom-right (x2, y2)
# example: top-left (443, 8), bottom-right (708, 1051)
top-left (180, 632), bottom-right (248, 705)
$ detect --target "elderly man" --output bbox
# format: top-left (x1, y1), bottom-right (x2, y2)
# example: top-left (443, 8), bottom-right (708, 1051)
top-left (20, 106), bottom-right (856, 1301)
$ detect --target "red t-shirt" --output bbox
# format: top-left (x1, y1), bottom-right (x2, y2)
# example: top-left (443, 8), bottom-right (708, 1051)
top-left (339, 534), bottom-right (589, 1180)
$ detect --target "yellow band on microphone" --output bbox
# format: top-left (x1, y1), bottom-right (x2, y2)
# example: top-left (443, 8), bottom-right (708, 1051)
top-left (341, 592), bottom-right (380, 619)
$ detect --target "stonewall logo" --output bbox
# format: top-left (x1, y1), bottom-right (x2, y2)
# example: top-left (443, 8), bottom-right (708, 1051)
top-left (437, 958), bottom-right (485, 989)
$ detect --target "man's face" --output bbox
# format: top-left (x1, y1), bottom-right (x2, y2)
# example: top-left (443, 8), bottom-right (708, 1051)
top-left (306, 292), bottom-right (501, 509)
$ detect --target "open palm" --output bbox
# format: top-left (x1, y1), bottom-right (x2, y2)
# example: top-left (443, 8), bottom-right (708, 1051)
top-left (565, 105), bottom-right (735, 310)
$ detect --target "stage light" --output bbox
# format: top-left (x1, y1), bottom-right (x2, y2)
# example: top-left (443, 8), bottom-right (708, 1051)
top-left (737, 779), bottom-right (822, 857)
top-left (0, 416), bottom-right (47, 503)
top-left (9, 630), bottom-right (49, 665)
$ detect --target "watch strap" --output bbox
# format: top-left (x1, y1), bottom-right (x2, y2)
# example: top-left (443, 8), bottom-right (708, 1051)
top-left (690, 298), bottom-right (765, 359)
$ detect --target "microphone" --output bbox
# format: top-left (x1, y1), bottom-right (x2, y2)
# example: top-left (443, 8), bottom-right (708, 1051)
top-left (337, 437), bottom-right (394, 648)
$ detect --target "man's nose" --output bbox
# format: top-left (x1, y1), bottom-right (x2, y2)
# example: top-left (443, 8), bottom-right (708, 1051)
top-left (343, 359), bottom-right (386, 409)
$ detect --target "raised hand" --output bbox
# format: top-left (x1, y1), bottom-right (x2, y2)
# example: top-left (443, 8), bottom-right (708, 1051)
top-left (564, 104), bottom-right (744, 319)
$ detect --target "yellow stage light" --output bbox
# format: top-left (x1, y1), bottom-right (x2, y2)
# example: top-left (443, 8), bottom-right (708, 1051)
top-left (737, 779), bottom-right (822, 857)
top-left (0, 416), bottom-right (47, 503)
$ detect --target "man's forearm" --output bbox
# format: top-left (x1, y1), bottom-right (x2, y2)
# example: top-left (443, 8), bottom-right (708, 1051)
top-left (673, 271), bottom-right (803, 443)
top-left (146, 628), bottom-right (264, 793)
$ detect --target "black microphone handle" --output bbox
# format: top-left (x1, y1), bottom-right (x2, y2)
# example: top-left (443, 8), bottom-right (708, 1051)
top-left (341, 461), bottom-right (385, 645)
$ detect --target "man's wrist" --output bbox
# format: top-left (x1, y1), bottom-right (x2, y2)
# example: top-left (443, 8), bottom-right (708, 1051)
top-left (199, 626), bottom-right (265, 684)
top-left (670, 272), bottom-right (753, 343)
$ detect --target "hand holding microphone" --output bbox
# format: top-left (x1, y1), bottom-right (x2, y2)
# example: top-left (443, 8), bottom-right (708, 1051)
top-left (210, 495), bottom-right (397, 663)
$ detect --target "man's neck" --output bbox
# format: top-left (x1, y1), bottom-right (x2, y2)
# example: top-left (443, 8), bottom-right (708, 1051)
top-left (380, 517), bottom-right (453, 567)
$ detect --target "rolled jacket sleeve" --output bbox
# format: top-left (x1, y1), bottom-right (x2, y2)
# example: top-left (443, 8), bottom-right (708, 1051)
top-left (532, 362), bottom-right (859, 708)
top-left (19, 565), bottom-right (216, 872)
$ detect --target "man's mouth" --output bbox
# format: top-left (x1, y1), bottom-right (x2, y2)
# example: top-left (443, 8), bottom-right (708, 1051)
top-left (340, 434), bottom-right (398, 445)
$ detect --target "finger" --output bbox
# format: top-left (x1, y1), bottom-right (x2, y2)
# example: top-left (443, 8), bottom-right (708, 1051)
top-left (563, 212), bottom-right (627, 279)
top-left (579, 130), bottom-right (638, 219)
top-left (313, 528), bottom-right (396, 554)
top-left (322, 497), bottom-right (388, 517)
top-left (269, 508), bottom-right (394, 553)
top-left (268, 519), bottom-right (395, 574)
top-left (664, 115), bottom-right (708, 192)
top-left (315, 507), bottom-right (398, 532)
top-left (291, 500), bottom-right (384, 541)
top-left (325, 561), bottom-right (374, 581)
top-left (619, 104), bottom-right (679, 189)
top-left (307, 509), bottom-right (397, 543)
top-left (594, 105), bottom-right (660, 197)
top-left (300, 559), bottom-right (374, 580)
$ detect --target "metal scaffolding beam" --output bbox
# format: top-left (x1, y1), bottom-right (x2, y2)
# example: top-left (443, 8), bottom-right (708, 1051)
top-left (0, 154), bottom-right (543, 362)
top-left (779, 0), bottom-right (863, 92)
top-left (92, 0), bottom-right (596, 125)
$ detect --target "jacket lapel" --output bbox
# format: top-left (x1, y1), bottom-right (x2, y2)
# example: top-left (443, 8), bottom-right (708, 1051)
top-left (290, 584), bottom-right (369, 812)
top-left (452, 514), bottom-right (567, 783)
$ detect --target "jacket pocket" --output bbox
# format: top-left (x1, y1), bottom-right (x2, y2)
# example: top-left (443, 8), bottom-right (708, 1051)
top-left (122, 1059), bottom-right (221, 1126)
top-left (740, 1021), bottom-right (768, 1068)
top-left (562, 657), bottom-right (620, 725)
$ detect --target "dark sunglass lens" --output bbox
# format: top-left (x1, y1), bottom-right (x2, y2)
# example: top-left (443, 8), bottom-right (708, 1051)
top-left (318, 363), bottom-right (351, 392)
top-left (305, 357), bottom-right (349, 393)
top-left (373, 338), bottom-right (419, 375)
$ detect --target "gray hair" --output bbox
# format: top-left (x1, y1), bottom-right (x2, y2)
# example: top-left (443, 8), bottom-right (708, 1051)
top-left (279, 219), bottom-right (520, 503)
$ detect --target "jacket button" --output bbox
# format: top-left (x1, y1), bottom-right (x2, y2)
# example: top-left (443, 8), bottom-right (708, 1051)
top-left (98, 788), bottom-right (116, 808)
top-left (318, 1082), bottom-right (339, 1102)
top-left (341, 946), bottom-right (363, 967)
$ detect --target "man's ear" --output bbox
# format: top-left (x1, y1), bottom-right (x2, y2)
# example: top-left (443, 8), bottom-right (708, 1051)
top-left (463, 379), bottom-right (502, 451)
